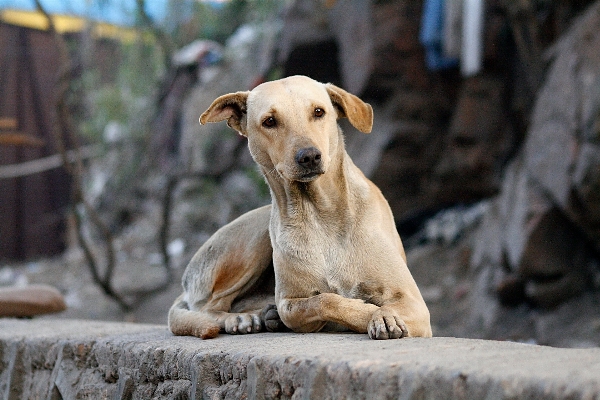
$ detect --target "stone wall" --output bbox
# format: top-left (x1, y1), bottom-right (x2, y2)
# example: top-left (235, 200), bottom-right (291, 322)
top-left (2, 319), bottom-right (600, 399)
top-left (471, 1), bottom-right (600, 309)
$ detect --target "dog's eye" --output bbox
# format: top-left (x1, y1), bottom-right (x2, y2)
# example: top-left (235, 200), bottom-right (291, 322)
top-left (262, 117), bottom-right (277, 128)
top-left (314, 108), bottom-right (325, 118)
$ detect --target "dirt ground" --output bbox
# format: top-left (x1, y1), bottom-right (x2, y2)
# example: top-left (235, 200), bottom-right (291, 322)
top-left (0, 196), bottom-right (187, 325)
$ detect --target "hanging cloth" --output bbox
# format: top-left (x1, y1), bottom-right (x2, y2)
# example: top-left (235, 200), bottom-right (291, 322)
top-left (443, 0), bottom-right (462, 59)
top-left (461, 0), bottom-right (485, 76)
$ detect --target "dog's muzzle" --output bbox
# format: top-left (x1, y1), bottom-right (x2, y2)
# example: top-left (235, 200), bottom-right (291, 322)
top-left (295, 147), bottom-right (324, 181)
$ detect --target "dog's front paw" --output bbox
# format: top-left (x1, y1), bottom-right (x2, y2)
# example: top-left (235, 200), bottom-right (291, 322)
top-left (368, 309), bottom-right (408, 340)
top-left (225, 313), bottom-right (262, 334)
top-left (260, 304), bottom-right (289, 332)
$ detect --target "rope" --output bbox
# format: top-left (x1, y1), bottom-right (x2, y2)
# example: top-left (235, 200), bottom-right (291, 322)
top-left (0, 145), bottom-right (101, 179)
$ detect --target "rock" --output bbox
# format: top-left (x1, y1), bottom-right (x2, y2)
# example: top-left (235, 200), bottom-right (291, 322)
top-left (370, 87), bottom-right (452, 220)
top-left (327, 0), bottom-right (374, 95)
top-left (432, 74), bottom-right (514, 204)
top-left (472, 2), bottom-right (600, 309)
top-left (0, 284), bottom-right (66, 317)
top-left (278, 0), bottom-right (339, 85)
top-left (179, 23), bottom-right (280, 174)
top-left (179, 72), bottom-right (251, 174)
top-left (278, 0), bottom-right (434, 98)
top-left (528, 2), bottom-right (600, 252)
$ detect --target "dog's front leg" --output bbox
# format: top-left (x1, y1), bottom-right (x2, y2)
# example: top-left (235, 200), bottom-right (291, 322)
top-left (277, 293), bottom-right (379, 333)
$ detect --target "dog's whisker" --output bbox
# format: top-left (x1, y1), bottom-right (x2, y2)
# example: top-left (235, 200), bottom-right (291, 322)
top-left (264, 167), bottom-right (279, 178)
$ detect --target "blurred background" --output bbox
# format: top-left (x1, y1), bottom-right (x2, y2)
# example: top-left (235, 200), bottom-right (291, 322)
top-left (1, 0), bottom-right (600, 348)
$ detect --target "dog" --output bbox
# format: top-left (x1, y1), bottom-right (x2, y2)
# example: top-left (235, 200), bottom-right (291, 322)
top-left (168, 75), bottom-right (432, 339)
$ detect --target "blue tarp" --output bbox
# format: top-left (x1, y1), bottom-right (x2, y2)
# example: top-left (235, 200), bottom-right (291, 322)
top-left (419, 0), bottom-right (459, 71)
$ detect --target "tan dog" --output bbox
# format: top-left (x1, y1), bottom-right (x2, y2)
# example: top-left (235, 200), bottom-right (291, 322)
top-left (168, 76), bottom-right (432, 339)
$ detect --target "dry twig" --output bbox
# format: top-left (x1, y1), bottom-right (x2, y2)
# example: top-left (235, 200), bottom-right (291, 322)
top-left (34, 0), bottom-right (173, 312)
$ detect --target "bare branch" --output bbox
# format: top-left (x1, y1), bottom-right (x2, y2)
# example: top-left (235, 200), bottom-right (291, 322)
top-left (135, 0), bottom-right (173, 70)
top-left (34, 0), bottom-right (174, 312)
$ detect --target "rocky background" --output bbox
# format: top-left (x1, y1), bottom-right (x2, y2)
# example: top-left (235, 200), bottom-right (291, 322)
top-left (2, 0), bottom-right (600, 348)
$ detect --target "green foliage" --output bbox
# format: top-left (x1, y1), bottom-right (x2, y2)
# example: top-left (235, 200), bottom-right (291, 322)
top-left (244, 166), bottom-right (270, 198)
top-left (163, 0), bottom-right (287, 46)
top-left (75, 33), bottom-right (163, 142)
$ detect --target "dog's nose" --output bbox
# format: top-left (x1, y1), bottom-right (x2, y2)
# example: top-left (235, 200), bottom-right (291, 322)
top-left (295, 147), bottom-right (322, 170)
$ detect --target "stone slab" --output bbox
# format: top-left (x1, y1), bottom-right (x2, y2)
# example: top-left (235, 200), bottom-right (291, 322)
top-left (1, 319), bottom-right (599, 399)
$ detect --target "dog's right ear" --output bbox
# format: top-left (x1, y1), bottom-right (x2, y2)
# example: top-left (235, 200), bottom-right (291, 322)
top-left (199, 91), bottom-right (250, 136)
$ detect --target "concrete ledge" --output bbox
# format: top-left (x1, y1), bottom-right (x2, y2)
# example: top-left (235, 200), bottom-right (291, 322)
top-left (1, 319), bottom-right (599, 399)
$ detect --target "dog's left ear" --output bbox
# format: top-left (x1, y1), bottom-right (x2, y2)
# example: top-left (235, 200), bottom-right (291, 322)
top-left (325, 84), bottom-right (373, 133)
top-left (199, 91), bottom-right (250, 136)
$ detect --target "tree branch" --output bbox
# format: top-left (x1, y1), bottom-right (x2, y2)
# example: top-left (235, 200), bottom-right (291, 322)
top-left (34, 0), bottom-right (174, 312)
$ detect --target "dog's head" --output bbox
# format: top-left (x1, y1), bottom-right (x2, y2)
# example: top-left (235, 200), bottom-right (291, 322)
top-left (199, 75), bottom-right (373, 182)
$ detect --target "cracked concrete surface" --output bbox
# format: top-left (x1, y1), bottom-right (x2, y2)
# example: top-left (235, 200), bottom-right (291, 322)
top-left (1, 319), bottom-right (599, 399)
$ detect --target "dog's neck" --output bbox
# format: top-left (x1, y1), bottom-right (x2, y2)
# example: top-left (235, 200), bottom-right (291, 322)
top-left (262, 132), bottom-right (359, 226)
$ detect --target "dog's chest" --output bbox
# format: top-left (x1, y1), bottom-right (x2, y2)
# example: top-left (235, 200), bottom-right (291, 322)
top-left (272, 220), bottom-right (372, 293)
top-left (272, 208), bottom-right (349, 256)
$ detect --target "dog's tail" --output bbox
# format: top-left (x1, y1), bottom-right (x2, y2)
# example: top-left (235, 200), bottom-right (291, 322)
top-left (168, 295), bottom-right (220, 339)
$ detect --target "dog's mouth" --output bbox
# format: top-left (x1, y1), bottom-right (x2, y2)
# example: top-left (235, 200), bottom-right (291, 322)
top-left (275, 162), bottom-right (326, 183)
top-left (295, 170), bottom-right (324, 182)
